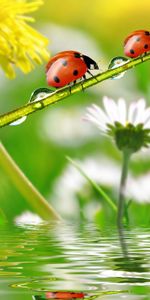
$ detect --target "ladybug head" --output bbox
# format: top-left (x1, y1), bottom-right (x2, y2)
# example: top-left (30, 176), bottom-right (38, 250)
top-left (82, 55), bottom-right (99, 70)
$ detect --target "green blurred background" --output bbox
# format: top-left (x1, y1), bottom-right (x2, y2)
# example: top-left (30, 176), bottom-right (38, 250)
top-left (1, 0), bottom-right (150, 225)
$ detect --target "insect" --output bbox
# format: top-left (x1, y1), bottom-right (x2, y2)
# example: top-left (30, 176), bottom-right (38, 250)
top-left (124, 30), bottom-right (150, 58)
top-left (45, 292), bottom-right (85, 299)
top-left (32, 291), bottom-right (86, 300)
top-left (46, 50), bottom-right (99, 88)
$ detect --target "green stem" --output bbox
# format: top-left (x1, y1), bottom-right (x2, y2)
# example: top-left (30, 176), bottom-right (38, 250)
top-left (1, 54), bottom-right (150, 128)
top-left (0, 142), bottom-right (62, 221)
top-left (0, 207), bottom-right (8, 223)
top-left (67, 156), bottom-right (117, 212)
top-left (117, 150), bottom-right (131, 228)
top-left (118, 224), bottom-right (129, 258)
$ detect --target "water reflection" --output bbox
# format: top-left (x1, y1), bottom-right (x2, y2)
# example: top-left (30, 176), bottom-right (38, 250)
top-left (32, 291), bottom-right (86, 300)
top-left (117, 225), bottom-right (149, 282)
top-left (0, 223), bottom-right (149, 299)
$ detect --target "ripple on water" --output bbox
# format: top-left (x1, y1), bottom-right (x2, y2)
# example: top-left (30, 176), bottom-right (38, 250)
top-left (0, 223), bottom-right (149, 299)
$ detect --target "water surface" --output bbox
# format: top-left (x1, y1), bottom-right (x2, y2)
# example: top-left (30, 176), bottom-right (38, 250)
top-left (0, 222), bottom-right (150, 300)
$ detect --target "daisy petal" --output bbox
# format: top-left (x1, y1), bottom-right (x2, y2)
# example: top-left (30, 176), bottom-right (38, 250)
top-left (85, 113), bottom-right (107, 131)
top-left (144, 120), bottom-right (150, 129)
top-left (133, 99), bottom-right (146, 125)
top-left (128, 102), bottom-right (138, 124)
top-left (103, 96), bottom-right (119, 124)
top-left (85, 97), bottom-right (150, 152)
top-left (143, 107), bottom-right (150, 125)
top-left (118, 98), bottom-right (126, 125)
top-left (87, 103), bottom-right (109, 126)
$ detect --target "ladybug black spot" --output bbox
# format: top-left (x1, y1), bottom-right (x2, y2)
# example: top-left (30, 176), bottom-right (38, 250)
top-left (130, 49), bottom-right (135, 54)
top-left (73, 69), bottom-right (79, 76)
top-left (145, 31), bottom-right (150, 36)
top-left (54, 76), bottom-right (60, 83)
top-left (62, 59), bottom-right (68, 66)
top-left (74, 52), bottom-right (81, 58)
top-left (144, 44), bottom-right (148, 49)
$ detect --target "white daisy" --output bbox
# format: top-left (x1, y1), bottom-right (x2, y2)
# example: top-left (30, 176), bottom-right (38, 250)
top-left (14, 211), bottom-right (43, 227)
top-left (85, 97), bottom-right (150, 153)
top-left (86, 97), bottom-right (150, 130)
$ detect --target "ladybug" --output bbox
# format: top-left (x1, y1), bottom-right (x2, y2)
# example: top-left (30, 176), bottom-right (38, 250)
top-left (46, 50), bottom-right (99, 88)
top-left (45, 292), bottom-right (85, 299)
top-left (33, 292), bottom-right (86, 300)
top-left (124, 30), bottom-right (150, 58)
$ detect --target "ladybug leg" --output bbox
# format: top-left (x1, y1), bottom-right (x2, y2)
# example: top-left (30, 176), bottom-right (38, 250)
top-left (140, 52), bottom-right (147, 62)
top-left (83, 74), bottom-right (86, 81)
top-left (81, 80), bottom-right (84, 91)
top-left (87, 70), bottom-right (99, 82)
top-left (68, 83), bottom-right (72, 94)
top-left (80, 76), bottom-right (86, 91)
top-left (68, 81), bottom-right (77, 94)
top-left (68, 80), bottom-right (77, 93)
top-left (80, 74), bottom-right (87, 91)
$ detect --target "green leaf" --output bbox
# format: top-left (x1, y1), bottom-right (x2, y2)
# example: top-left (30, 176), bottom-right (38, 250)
top-left (67, 156), bottom-right (117, 212)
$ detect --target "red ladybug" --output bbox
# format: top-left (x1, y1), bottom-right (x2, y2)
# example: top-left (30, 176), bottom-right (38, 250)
top-left (32, 292), bottom-right (86, 300)
top-left (46, 50), bottom-right (99, 88)
top-left (124, 30), bottom-right (150, 58)
top-left (45, 292), bottom-right (85, 299)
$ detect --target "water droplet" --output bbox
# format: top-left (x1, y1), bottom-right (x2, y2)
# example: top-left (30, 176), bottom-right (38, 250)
top-left (9, 88), bottom-right (55, 126)
top-left (108, 56), bottom-right (129, 80)
top-left (30, 88), bottom-right (55, 103)
top-left (9, 116), bottom-right (27, 126)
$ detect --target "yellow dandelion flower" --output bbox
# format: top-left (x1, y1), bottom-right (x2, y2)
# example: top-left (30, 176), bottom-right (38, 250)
top-left (0, 0), bottom-right (50, 78)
